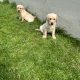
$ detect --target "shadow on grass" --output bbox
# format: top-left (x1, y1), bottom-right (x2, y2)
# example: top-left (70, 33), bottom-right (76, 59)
top-left (56, 27), bottom-right (80, 48)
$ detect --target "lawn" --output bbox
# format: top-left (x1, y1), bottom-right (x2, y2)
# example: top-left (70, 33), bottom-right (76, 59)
top-left (0, 3), bottom-right (80, 80)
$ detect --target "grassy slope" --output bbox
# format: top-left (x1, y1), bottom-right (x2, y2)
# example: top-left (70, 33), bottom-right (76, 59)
top-left (0, 3), bottom-right (80, 80)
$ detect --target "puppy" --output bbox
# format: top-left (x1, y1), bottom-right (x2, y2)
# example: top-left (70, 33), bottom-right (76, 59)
top-left (16, 5), bottom-right (35, 22)
top-left (36, 13), bottom-right (58, 39)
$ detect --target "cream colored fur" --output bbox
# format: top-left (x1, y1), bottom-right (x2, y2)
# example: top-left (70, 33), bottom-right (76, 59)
top-left (16, 5), bottom-right (35, 22)
top-left (36, 13), bottom-right (58, 39)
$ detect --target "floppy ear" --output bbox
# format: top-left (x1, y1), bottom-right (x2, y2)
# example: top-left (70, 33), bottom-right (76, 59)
top-left (46, 15), bottom-right (49, 23)
top-left (46, 18), bottom-right (48, 23)
top-left (22, 7), bottom-right (25, 10)
top-left (22, 7), bottom-right (24, 9)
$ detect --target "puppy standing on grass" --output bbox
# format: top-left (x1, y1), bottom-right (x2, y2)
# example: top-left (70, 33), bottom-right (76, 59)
top-left (35, 13), bottom-right (58, 39)
top-left (16, 4), bottom-right (35, 22)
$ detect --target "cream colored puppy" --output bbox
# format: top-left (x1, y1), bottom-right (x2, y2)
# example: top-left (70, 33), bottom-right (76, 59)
top-left (16, 5), bottom-right (35, 22)
top-left (36, 13), bottom-right (58, 39)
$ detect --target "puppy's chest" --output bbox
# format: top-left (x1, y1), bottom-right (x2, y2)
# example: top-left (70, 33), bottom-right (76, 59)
top-left (47, 26), bottom-right (54, 32)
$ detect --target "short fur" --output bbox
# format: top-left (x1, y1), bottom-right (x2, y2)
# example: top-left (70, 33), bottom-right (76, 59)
top-left (16, 4), bottom-right (35, 22)
top-left (35, 13), bottom-right (58, 39)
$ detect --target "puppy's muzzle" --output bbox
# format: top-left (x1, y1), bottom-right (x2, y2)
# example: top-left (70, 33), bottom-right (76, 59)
top-left (51, 23), bottom-right (54, 25)
top-left (17, 10), bottom-right (20, 12)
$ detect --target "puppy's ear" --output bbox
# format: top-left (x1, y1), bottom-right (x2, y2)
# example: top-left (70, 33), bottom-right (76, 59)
top-left (46, 17), bottom-right (48, 23)
top-left (46, 15), bottom-right (49, 22)
top-left (56, 15), bottom-right (58, 22)
top-left (22, 7), bottom-right (25, 10)
top-left (46, 14), bottom-right (49, 20)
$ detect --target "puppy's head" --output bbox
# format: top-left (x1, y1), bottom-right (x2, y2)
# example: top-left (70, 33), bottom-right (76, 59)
top-left (16, 5), bottom-right (24, 12)
top-left (46, 13), bottom-right (58, 26)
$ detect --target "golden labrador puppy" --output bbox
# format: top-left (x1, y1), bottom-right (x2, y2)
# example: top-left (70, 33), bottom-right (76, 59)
top-left (36, 13), bottom-right (58, 39)
top-left (16, 4), bottom-right (35, 22)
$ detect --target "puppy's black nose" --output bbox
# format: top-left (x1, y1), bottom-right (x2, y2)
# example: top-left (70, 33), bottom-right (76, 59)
top-left (51, 23), bottom-right (53, 25)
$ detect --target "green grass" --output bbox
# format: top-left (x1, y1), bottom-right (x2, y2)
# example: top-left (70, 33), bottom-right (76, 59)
top-left (0, 3), bottom-right (80, 80)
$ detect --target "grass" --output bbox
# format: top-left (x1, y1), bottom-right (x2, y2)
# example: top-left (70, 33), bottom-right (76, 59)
top-left (0, 3), bottom-right (80, 80)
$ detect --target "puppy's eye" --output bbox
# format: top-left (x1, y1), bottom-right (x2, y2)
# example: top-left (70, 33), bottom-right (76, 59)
top-left (53, 18), bottom-right (55, 20)
top-left (49, 18), bottom-right (51, 20)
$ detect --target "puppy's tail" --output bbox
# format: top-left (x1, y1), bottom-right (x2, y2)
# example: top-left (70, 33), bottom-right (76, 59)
top-left (35, 29), bottom-right (40, 31)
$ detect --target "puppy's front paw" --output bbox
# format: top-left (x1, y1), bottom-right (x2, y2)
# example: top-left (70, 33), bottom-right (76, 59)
top-left (52, 36), bottom-right (56, 39)
top-left (43, 35), bottom-right (47, 38)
